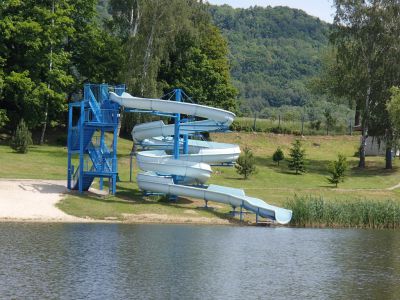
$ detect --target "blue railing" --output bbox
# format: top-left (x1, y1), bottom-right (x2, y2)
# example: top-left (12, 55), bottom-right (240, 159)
top-left (84, 108), bottom-right (119, 124)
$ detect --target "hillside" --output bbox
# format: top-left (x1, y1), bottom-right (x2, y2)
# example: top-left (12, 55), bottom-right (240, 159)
top-left (209, 5), bottom-right (330, 113)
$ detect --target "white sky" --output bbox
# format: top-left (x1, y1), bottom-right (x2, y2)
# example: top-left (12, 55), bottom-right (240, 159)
top-left (207, 0), bottom-right (335, 23)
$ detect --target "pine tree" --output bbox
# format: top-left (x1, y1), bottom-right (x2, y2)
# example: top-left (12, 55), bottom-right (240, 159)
top-left (235, 147), bottom-right (256, 179)
top-left (288, 139), bottom-right (306, 174)
top-left (327, 154), bottom-right (348, 187)
top-left (272, 147), bottom-right (284, 166)
top-left (11, 119), bottom-right (32, 153)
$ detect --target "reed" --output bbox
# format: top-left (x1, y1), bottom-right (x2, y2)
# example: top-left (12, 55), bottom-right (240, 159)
top-left (286, 195), bottom-right (400, 229)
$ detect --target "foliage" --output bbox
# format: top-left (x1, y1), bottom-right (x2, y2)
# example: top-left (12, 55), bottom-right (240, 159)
top-left (326, 1), bottom-right (400, 169)
top-left (288, 139), bottom-right (306, 174)
top-left (209, 4), bottom-right (330, 111)
top-left (0, 0), bottom-right (120, 141)
top-left (11, 119), bottom-right (32, 153)
top-left (0, 109), bottom-right (8, 128)
top-left (286, 196), bottom-right (400, 229)
top-left (272, 147), bottom-right (285, 166)
top-left (327, 154), bottom-right (348, 187)
top-left (386, 86), bottom-right (400, 135)
top-left (235, 147), bottom-right (256, 179)
top-left (323, 108), bottom-right (337, 135)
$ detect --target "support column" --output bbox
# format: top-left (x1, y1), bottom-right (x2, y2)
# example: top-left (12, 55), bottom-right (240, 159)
top-left (183, 117), bottom-right (190, 155)
top-left (240, 201), bottom-right (244, 222)
top-left (67, 104), bottom-right (73, 190)
top-left (256, 208), bottom-right (260, 224)
top-left (170, 89), bottom-right (182, 202)
top-left (112, 122), bottom-right (118, 195)
top-left (173, 89), bottom-right (182, 160)
top-left (100, 128), bottom-right (105, 190)
top-left (79, 101), bottom-right (85, 193)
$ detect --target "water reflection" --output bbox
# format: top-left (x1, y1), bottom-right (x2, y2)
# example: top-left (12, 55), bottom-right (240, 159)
top-left (0, 223), bottom-right (399, 299)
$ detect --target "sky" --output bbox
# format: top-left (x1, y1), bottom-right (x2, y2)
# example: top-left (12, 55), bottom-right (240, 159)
top-left (206, 0), bottom-right (335, 23)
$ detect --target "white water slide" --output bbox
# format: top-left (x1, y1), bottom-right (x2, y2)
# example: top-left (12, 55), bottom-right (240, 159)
top-left (110, 92), bottom-right (292, 224)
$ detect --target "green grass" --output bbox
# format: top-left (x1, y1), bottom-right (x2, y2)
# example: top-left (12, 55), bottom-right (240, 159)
top-left (1, 131), bottom-right (399, 226)
top-left (210, 132), bottom-right (400, 206)
top-left (0, 143), bottom-right (67, 179)
top-left (57, 192), bottom-right (232, 222)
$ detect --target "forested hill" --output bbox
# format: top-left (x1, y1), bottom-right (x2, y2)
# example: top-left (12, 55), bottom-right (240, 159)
top-left (209, 5), bottom-right (330, 113)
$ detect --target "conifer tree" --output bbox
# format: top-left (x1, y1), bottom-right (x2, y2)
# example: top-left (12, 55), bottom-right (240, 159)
top-left (11, 119), bottom-right (32, 153)
top-left (327, 154), bottom-right (348, 187)
top-left (288, 139), bottom-right (306, 174)
top-left (272, 147), bottom-right (284, 166)
top-left (235, 147), bottom-right (256, 179)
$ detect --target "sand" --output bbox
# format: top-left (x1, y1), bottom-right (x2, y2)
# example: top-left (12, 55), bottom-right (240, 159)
top-left (0, 179), bottom-right (86, 222)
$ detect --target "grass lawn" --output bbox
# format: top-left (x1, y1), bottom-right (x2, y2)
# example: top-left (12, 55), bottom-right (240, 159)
top-left (1, 131), bottom-right (399, 222)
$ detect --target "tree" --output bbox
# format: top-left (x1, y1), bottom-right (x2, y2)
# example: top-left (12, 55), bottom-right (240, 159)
top-left (386, 86), bottom-right (400, 164)
top-left (327, 154), bottom-right (348, 187)
top-left (11, 119), bottom-right (32, 153)
top-left (272, 147), bottom-right (285, 166)
top-left (0, 110), bottom-right (8, 129)
top-left (0, 0), bottom-right (74, 138)
top-left (329, 1), bottom-right (400, 169)
top-left (235, 147), bottom-right (256, 179)
top-left (288, 139), bottom-right (306, 174)
top-left (158, 3), bottom-right (238, 111)
top-left (323, 108), bottom-right (336, 135)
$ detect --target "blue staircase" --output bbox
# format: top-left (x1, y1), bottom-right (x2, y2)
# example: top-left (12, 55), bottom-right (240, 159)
top-left (67, 84), bottom-right (123, 194)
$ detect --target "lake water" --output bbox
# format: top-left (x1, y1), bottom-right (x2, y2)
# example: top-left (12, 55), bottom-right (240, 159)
top-left (0, 223), bottom-right (399, 299)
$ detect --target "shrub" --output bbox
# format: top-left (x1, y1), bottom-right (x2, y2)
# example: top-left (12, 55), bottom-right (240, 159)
top-left (310, 120), bottom-right (321, 130)
top-left (288, 139), bottom-right (306, 174)
top-left (235, 147), bottom-right (256, 179)
top-left (272, 147), bottom-right (285, 166)
top-left (11, 119), bottom-right (32, 153)
top-left (327, 154), bottom-right (348, 187)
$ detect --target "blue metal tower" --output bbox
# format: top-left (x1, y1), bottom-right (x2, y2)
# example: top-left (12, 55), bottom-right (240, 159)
top-left (67, 84), bottom-right (124, 194)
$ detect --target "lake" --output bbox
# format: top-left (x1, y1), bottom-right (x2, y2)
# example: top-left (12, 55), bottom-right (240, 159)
top-left (0, 223), bottom-right (399, 299)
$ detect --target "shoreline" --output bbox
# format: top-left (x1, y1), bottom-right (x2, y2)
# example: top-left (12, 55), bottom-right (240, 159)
top-left (0, 179), bottom-right (237, 225)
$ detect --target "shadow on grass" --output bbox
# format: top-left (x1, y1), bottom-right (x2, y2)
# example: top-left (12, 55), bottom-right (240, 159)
top-left (70, 184), bottom-right (236, 222)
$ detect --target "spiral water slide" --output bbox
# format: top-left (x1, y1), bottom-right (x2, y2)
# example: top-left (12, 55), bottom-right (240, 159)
top-left (109, 92), bottom-right (292, 224)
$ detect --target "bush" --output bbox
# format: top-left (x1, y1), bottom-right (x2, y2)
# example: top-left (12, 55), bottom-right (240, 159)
top-left (327, 154), bottom-right (348, 187)
top-left (235, 147), bottom-right (256, 179)
top-left (272, 147), bottom-right (285, 166)
top-left (11, 119), bottom-right (32, 153)
top-left (56, 134), bottom-right (68, 146)
top-left (288, 139), bottom-right (306, 174)
top-left (310, 120), bottom-right (321, 130)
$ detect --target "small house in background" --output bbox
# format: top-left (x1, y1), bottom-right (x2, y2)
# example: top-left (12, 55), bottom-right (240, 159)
top-left (362, 136), bottom-right (399, 157)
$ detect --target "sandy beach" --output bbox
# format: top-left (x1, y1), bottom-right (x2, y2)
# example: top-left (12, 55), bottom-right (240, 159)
top-left (0, 179), bottom-right (86, 222)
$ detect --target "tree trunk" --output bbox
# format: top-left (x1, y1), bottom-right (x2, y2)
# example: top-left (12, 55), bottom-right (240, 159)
top-left (359, 83), bottom-right (371, 168)
top-left (40, 0), bottom-right (54, 145)
top-left (385, 147), bottom-right (393, 169)
top-left (355, 106), bottom-right (361, 126)
top-left (39, 102), bottom-right (48, 145)
top-left (359, 128), bottom-right (366, 168)
top-left (140, 24), bottom-right (155, 95)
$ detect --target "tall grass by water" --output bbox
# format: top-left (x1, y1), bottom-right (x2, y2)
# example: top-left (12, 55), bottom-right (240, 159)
top-left (286, 196), bottom-right (400, 229)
